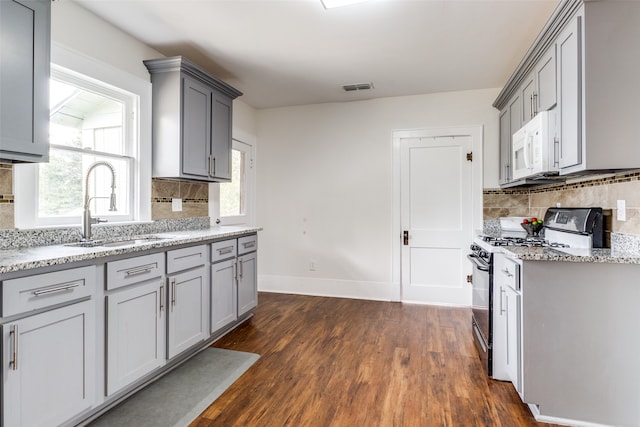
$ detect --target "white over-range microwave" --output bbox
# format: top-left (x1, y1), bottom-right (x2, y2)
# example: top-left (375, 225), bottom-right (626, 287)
top-left (511, 110), bottom-right (559, 181)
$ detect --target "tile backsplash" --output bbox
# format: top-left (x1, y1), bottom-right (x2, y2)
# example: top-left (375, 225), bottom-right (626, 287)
top-left (0, 166), bottom-right (208, 230)
top-left (484, 170), bottom-right (640, 236)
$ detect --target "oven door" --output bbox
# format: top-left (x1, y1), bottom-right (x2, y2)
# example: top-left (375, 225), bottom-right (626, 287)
top-left (467, 253), bottom-right (492, 375)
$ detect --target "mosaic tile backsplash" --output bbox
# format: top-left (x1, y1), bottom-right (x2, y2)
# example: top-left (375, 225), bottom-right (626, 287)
top-left (483, 170), bottom-right (640, 237)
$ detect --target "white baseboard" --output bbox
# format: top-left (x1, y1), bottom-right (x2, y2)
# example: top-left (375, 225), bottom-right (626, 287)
top-left (528, 404), bottom-right (613, 427)
top-left (258, 274), bottom-right (395, 301)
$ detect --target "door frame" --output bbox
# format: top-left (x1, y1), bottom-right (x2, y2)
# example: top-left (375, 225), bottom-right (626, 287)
top-left (391, 126), bottom-right (484, 302)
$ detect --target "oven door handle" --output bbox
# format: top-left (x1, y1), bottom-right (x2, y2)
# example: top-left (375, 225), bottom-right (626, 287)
top-left (467, 254), bottom-right (490, 272)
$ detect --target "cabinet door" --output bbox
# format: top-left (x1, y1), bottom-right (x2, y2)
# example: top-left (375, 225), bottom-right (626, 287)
top-left (237, 252), bottom-right (257, 316)
top-left (509, 94), bottom-right (522, 138)
top-left (505, 286), bottom-right (522, 395)
top-left (0, 0), bottom-right (50, 162)
top-left (557, 15), bottom-right (583, 170)
top-left (182, 75), bottom-right (212, 178)
top-left (536, 46), bottom-right (557, 112)
top-left (2, 300), bottom-right (95, 427)
top-left (211, 258), bottom-right (238, 334)
top-left (498, 108), bottom-right (511, 184)
top-left (106, 280), bottom-right (165, 395)
top-left (167, 266), bottom-right (208, 358)
top-left (210, 92), bottom-right (232, 181)
top-left (521, 74), bottom-right (536, 124)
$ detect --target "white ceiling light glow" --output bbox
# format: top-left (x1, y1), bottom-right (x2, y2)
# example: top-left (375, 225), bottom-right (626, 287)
top-left (321, 0), bottom-right (370, 9)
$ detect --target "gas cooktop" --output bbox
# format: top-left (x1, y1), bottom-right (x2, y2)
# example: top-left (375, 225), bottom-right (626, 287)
top-left (480, 235), bottom-right (569, 248)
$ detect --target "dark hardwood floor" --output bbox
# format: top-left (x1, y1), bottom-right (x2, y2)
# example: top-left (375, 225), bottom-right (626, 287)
top-left (192, 292), bottom-right (558, 427)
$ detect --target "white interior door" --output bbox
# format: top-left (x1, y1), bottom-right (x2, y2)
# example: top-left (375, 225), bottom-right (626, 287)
top-left (400, 134), bottom-right (473, 305)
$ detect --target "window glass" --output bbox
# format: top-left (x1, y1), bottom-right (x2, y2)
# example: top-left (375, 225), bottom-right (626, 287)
top-left (220, 149), bottom-right (245, 217)
top-left (36, 70), bottom-right (134, 223)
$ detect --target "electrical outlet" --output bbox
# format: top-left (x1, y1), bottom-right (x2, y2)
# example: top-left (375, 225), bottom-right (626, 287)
top-left (172, 198), bottom-right (183, 212)
top-left (617, 200), bottom-right (626, 221)
top-left (309, 261), bottom-right (317, 271)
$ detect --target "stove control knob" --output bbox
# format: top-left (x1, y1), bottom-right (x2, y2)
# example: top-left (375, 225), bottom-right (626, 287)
top-left (479, 250), bottom-right (488, 258)
top-left (470, 244), bottom-right (479, 251)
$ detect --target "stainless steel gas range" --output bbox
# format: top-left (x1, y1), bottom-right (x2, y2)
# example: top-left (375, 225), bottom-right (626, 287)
top-left (468, 207), bottom-right (605, 377)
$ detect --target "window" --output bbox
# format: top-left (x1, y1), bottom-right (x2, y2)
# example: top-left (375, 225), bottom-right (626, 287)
top-left (14, 45), bottom-right (151, 229)
top-left (219, 139), bottom-right (254, 225)
top-left (37, 70), bottom-right (134, 224)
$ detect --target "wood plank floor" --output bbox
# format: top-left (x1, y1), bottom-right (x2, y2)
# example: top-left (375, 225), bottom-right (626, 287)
top-left (192, 292), bottom-right (559, 427)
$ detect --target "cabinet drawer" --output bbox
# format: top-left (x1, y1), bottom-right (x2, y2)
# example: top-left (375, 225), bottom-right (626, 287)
top-left (497, 258), bottom-right (520, 291)
top-left (1, 265), bottom-right (95, 317)
top-left (167, 245), bottom-right (207, 274)
top-left (238, 234), bottom-right (258, 255)
top-left (211, 239), bottom-right (237, 263)
top-left (107, 253), bottom-right (164, 291)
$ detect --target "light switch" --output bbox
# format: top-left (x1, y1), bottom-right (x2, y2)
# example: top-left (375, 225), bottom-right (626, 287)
top-left (172, 198), bottom-right (183, 212)
top-left (617, 200), bottom-right (626, 221)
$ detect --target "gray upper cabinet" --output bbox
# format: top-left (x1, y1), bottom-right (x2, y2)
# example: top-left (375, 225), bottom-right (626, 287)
top-left (498, 108), bottom-right (511, 185)
top-left (143, 57), bottom-right (242, 182)
top-left (557, 14), bottom-right (582, 170)
top-left (0, 0), bottom-right (50, 163)
top-left (494, 0), bottom-right (640, 182)
top-left (535, 46), bottom-right (557, 113)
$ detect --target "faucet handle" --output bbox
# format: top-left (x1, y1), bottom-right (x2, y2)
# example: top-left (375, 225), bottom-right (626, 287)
top-left (93, 217), bottom-right (108, 224)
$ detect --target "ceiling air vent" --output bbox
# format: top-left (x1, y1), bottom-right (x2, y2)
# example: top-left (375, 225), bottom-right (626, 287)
top-left (342, 82), bottom-right (374, 92)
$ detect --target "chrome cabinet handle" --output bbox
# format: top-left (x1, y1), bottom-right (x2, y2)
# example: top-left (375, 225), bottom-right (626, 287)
top-left (124, 263), bottom-right (156, 278)
top-left (500, 288), bottom-right (506, 315)
top-left (218, 246), bottom-right (234, 255)
top-left (32, 281), bottom-right (81, 296)
top-left (209, 156), bottom-right (216, 176)
top-left (554, 137), bottom-right (560, 167)
top-left (502, 268), bottom-right (513, 278)
top-left (238, 259), bottom-right (243, 279)
top-left (160, 284), bottom-right (165, 312)
top-left (533, 92), bottom-right (538, 116)
top-left (242, 241), bottom-right (255, 249)
top-left (171, 278), bottom-right (176, 306)
top-left (10, 325), bottom-right (18, 371)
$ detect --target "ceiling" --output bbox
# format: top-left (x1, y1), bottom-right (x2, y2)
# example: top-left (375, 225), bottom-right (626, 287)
top-left (75, 0), bottom-right (560, 110)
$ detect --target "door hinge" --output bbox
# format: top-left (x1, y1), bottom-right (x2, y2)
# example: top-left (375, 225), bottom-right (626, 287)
top-left (466, 274), bottom-right (473, 284)
top-left (466, 152), bottom-right (473, 162)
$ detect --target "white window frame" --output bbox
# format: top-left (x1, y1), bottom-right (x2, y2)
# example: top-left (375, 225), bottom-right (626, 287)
top-left (14, 43), bottom-right (152, 229)
top-left (211, 133), bottom-right (256, 226)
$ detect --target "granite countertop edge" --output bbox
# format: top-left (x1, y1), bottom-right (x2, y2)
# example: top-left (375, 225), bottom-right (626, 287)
top-left (501, 246), bottom-right (640, 264)
top-left (0, 226), bottom-right (262, 274)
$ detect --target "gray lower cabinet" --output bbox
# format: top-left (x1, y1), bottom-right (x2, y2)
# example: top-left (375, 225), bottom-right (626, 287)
top-left (0, 0), bottom-right (50, 163)
top-left (166, 245), bottom-right (208, 359)
top-left (1, 266), bottom-right (96, 427)
top-left (143, 56), bottom-right (242, 182)
top-left (106, 253), bottom-right (166, 395)
top-left (237, 235), bottom-right (258, 316)
top-left (211, 239), bottom-right (238, 334)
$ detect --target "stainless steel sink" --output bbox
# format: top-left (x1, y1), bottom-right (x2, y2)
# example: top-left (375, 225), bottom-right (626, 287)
top-left (65, 236), bottom-right (167, 248)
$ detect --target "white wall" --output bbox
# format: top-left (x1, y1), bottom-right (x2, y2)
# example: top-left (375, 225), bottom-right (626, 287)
top-left (256, 88), bottom-right (500, 300)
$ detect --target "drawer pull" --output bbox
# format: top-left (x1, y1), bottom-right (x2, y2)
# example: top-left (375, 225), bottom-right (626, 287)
top-left (238, 259), bottom-right (244, 279)
top-left (160, 285), bottom-right (165, 312)
top-left (10, 325), bottom-right (18, 371)
top-left (32, 282), bottom-right (81, 296)
top-left (242, 241), bottom-right (256, 249)
top-left (217, 246), bottom-right (234, 255)
top-left (124, 263), bottom-right (157, 278)
top-left (502, 268), bottom-right (513, 278)
top-left (171, 278), bottom-right (177, 307)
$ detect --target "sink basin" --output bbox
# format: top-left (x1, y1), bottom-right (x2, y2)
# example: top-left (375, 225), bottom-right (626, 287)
top-left (65, 236), bottom-right (167, 248)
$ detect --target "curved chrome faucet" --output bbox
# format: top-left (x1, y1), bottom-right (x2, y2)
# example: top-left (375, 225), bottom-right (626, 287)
top-left (82, 161), bottom-right (117, 241)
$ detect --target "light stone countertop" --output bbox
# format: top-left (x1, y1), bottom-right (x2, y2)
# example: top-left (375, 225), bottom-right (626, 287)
top-left (0, 226), bottom-right (261, 274)
top-left (501, 245), bottom-right (640, 264)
